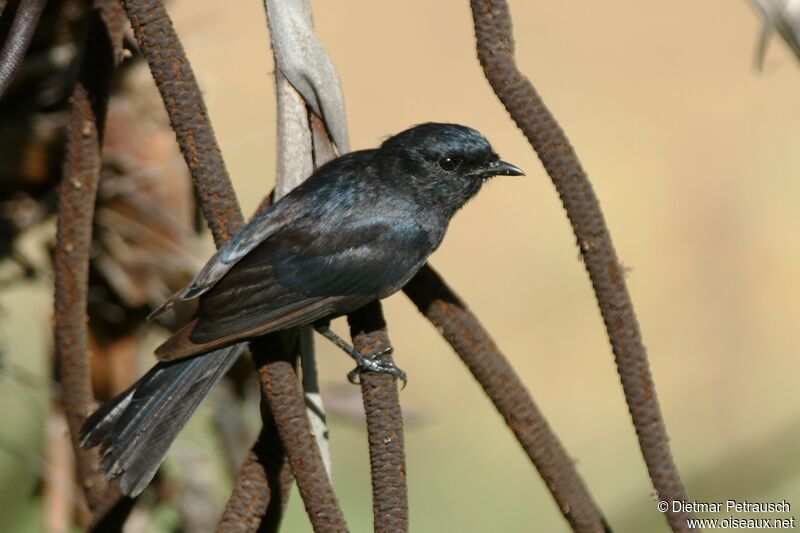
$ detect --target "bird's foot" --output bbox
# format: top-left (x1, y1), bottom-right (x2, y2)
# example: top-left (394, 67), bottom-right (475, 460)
top-left (347, 346), bottom-right (407, 388)
top-left (313, 323), bottom-right (407, 388)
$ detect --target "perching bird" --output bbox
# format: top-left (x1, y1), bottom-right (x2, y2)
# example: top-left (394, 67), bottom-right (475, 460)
top-left (81, 122), bottom-right (523, 496)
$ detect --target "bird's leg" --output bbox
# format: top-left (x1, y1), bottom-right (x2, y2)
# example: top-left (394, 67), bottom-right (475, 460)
top-left (313, 323), bottom-right (406, 385)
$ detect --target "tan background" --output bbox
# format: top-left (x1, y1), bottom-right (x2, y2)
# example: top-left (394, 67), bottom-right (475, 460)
top-left (1, 1), bottom-right (798, 531)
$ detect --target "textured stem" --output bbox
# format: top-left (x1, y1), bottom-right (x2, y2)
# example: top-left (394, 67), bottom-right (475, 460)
top-left (123, 0), bottom-right (243, 246)
top-left (54, 0), bottom-right (125, 514)
top-left (252, 335), bottom-right (349, 532)
top-left (470, 1), bottom-right (692, 530)
top-left (218, 196), bottom-right (294, 532)
top-left (218, 423), bottom-right (293, 532)
top-left (348, 302), bottom-right (408, 533)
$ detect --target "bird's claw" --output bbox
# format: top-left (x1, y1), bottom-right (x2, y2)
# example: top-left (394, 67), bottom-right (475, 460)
top-left (347, 346), bottom-right (407, 388)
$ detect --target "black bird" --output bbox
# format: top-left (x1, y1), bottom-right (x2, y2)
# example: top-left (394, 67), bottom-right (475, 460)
top-left (80, 122), bottom-right (523, 496)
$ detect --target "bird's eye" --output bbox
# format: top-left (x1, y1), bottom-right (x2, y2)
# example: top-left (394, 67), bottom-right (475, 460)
top-left (438, 157), bottom-right (460, 172)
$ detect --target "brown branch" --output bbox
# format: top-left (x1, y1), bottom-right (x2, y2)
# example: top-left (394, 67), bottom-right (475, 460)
top-left (218, 195), bottom-right (294, 532)
top-left (122, 0), bottom-right (242, 246)
top-left (469, 1), bottom-right (692, 530)
top-left (218, 187), bottom-right (292, 530)
top-left (218, 421), bottom-right (293, 532)
top-left (123, 1), bottom-right (344, 529)
top-left (53, 0), bottom-right (125, 514)
top-left (404, 265), bottom-right (609, 532)
top-left (348, 302), bottom-right (408, 533)
top-left (251, 336), bottom-right (349, 532)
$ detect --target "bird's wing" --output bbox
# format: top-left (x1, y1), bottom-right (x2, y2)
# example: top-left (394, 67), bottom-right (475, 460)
top-left (148, 150), bottom-right (378, 321)
top-left (154, 217), bottom-right (432, 361)
top-left (147, 195), bottom-right (303, 320)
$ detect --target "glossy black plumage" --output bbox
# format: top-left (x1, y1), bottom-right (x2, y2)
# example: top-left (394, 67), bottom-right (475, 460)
top-left (79, 345), bottom-right (244, 496)
top-left (80, 122), bottom-right (523, 496)
top-left (188, 153), bottom-right (436, 344)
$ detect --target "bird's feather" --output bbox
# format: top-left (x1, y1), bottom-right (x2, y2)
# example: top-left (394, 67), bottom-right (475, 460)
top-left (148, 151), bottom-right (382, 322)
top-left (80, 345), bottom-right (244, 496)
top-left (154, 215), bottom-right (431, 360)
top-left (82, 123), bottom-right (516, 498)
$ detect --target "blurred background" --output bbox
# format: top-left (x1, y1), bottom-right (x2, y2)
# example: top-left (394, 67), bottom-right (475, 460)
top-left (1, 1), bottom-right (798, 531)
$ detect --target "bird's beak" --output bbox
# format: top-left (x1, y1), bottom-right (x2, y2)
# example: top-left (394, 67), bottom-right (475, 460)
top-left (486, 159), bottom-right (525, 177)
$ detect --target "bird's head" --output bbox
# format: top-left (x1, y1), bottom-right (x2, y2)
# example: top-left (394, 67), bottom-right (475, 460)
top-left (378, 122), bottom-right (523, 213)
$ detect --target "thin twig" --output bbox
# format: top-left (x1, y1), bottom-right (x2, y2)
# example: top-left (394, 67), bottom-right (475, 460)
top-left (404, 265), bottom-right (609, 532)
top-left (0, 0), bottom-right (47, 98)
top-left (53, 0), bottom-right (125, 514)
top-left (348, 302), bottom-right (408, 533)
top-left (122, 1), bottom-right (345, 528)
top-left (470, 1), bottom-right (693, 530)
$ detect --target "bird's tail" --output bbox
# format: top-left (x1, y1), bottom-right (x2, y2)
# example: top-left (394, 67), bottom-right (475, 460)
top-left (80, 344), bottom-right (245, 496)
